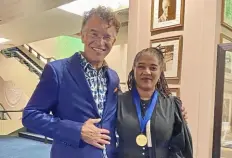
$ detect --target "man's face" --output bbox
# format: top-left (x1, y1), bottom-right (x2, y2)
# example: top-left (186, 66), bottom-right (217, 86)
top-left (162, 0), bottom-right (172, 18)
top-left (81, 15), bottom-right (117, 64)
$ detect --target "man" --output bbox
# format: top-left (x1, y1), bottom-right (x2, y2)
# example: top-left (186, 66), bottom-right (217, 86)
top-left (22, 6), bottom-right (187, 158)
top-left (23, 6), bottom-right (119, 158)
top-left (158, 0), bottom-right (176, 22)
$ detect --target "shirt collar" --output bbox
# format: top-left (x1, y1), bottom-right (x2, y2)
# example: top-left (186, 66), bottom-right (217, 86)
top-left (78, 52), bottom-right (108, 71)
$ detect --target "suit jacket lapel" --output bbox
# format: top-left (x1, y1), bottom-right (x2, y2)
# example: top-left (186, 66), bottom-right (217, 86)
top-left (66, 53), bottom-right (100, 117)
top-left (102, 69), bottom-right (118, 119)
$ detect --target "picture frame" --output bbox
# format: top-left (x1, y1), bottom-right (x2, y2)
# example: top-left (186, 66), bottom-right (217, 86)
top-left (220, 34), bottom-right (232, 81)
top-left (170, 88), bottom-right (180, 97)
top-left (151, 0), bottom-right (185, 32)
top-left (150, 35), bottom-right (183, 80)
top-left (221, 0), bottom-right (232, 31)
top-left (220, 33), bottom-right (232, 44)
top-left (212, 43), bottom-right (232, 157)
top-left (222, 92), bottom-right (232, 123)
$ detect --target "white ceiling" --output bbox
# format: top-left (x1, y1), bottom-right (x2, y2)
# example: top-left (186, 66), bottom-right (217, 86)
top-left (0, 0), bottom-right (75, 24)
top-left (0, 0), bottom-right (129, 50)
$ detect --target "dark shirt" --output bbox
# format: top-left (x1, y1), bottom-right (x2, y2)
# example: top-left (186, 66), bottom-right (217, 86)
top-left (140, 99), bottom-right (150, 117)
top-left (117, 91), bottom-right (175, 158)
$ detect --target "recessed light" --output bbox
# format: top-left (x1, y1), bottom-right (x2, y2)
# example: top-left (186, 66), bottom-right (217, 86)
top-left (0, 38), bottom-right (10, 44)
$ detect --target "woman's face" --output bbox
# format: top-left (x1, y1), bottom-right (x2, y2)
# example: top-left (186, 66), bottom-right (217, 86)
top-left (134, 52), bottom-right (162, 91)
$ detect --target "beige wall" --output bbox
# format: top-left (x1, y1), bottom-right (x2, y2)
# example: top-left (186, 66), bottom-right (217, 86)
top-left (127, 0), bottom-right (221, 158)
top-left (0, 120), bottom-right (23, 135)
top-left (106, 43), bottom-right (128, 83)
top-left (0, 54), bottom-right (39, 98)
top-left (0, 54), bottom-right (39, 119)
top-left (29, 37), bottom-right (57, 58)
top-left (0, 76), bottom-right (29, 119)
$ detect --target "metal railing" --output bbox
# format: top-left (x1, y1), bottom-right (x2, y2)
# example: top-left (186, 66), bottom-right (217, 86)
top-left (0, 103), bottom-right (11, 120)
top-left (23, 44), bottom-right (56, 64)
top-left (0, 109), bottom-right (23, 120)
top-left (15, 51), bottom-right (42, 75)
top-left (0, 49), bottom-right (43, 77)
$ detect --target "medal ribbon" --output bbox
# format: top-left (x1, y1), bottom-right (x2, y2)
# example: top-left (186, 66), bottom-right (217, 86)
top-left (132, 88), bottom-right (158, 133)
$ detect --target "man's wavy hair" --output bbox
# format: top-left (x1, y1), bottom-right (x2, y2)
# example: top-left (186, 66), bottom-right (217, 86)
top-left (81, 6), bottom-right (121, 33)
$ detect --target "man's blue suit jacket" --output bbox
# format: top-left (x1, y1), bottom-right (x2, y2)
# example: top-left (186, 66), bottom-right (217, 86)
top-left (22, 53), bottom-right (120, 158)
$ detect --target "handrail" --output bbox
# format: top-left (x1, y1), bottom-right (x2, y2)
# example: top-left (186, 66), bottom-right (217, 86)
top-left (0, 49), bottom-right (43, 77)
top-left (0, 110), bottom-right (23, 113)
top-left (0, 103), bottom-right (12, 120)
top-left (23, 44), bottom-right (56, 64)
top-left (14, 51), bottom-right (42, 75)
top-left (0, 109), bottom-right (23, 120)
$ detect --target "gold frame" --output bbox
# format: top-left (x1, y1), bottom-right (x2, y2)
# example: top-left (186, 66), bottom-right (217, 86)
top-left (150, 35), bottom-right (183, 80)
top-left (220, 33), bottom-right (232, 81)
top-left (220, 33), bottom-right (232, 43)
top-left (221, 0), bottom-right (232, 31)
top-left (151, 0), bottom-right (185, 33)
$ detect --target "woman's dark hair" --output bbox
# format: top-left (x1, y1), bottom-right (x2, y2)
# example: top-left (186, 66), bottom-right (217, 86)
top-left (127, 46), bottom-right (171, 97)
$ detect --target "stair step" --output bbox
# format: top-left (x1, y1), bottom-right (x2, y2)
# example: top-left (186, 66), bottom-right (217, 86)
top-left (18, 132), bottom-right (53, 144)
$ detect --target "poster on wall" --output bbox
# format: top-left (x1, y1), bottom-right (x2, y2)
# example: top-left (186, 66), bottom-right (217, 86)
top-left (222, 0), bottom-right (232, 31)
top-left (150, 35), bottom-right (182, 80)
top-left (151, 0), bottom-right (185, 32)
top-left (220, 34), bottom-right (232, 80)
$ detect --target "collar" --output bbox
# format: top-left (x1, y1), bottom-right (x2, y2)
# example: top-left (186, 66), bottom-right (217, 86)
top-left (78, 52), bottom-right (108, 71)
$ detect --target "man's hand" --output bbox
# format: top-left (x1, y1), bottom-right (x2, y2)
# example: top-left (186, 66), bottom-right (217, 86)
top-left (181, 106), bottom-right (188, 122)
top-left (81, 118), bottom-right (111, 149)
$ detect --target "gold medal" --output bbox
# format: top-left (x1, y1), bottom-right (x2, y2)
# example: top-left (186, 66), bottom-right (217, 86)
top-left (136, 134), bottom-right (148, 146)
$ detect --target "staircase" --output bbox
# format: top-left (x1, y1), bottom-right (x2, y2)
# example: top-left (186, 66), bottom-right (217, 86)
top-left (0, 45), bottom-right (55, 141)
top-left (0, 45), bottom-right (56, 78)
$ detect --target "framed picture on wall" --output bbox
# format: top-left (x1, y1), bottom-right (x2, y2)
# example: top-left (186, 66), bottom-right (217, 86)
top-left (170, 88), bottom-right (180, 97)
top-left (150, 35), bottom-right (183, 80)
top-left (151, 0), bottom-right (185, 32)
top-left (222, 93), bottom-right (232, 123)
top-left (220, 33), bottom-right (232, 44)
top-left (220, 34), bottom-right (232, 80)
top-left (222, 0), bottom-right (232, 31)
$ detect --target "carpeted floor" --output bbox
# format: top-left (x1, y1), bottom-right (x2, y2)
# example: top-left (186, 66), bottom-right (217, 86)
top-left (0, 136), bottom-right (51, 158)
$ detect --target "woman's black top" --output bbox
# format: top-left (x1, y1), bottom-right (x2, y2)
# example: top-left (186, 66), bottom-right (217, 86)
top-left (116, 91), bottom-right (177, 158)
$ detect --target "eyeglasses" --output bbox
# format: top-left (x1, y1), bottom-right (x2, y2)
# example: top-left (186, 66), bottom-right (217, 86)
top-left (87, 31), bottom-right (115, 43)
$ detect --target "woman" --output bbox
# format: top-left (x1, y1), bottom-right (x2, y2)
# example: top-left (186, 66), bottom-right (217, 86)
top-left (116, 47), bottom-right (193, 158)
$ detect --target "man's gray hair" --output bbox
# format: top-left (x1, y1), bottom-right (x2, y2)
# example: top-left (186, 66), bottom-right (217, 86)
top-left (81, 6), bottom-right (121, 33)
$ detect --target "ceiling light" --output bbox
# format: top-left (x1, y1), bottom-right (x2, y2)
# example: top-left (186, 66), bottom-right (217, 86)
top-left (0, 38), bottom-right (10, 44)
top-left (58, 0), bottom-right (129, 16)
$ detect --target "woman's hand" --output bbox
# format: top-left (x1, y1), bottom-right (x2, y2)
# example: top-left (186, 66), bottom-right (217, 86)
top-left (181, 106), bottom-right (188, 123)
